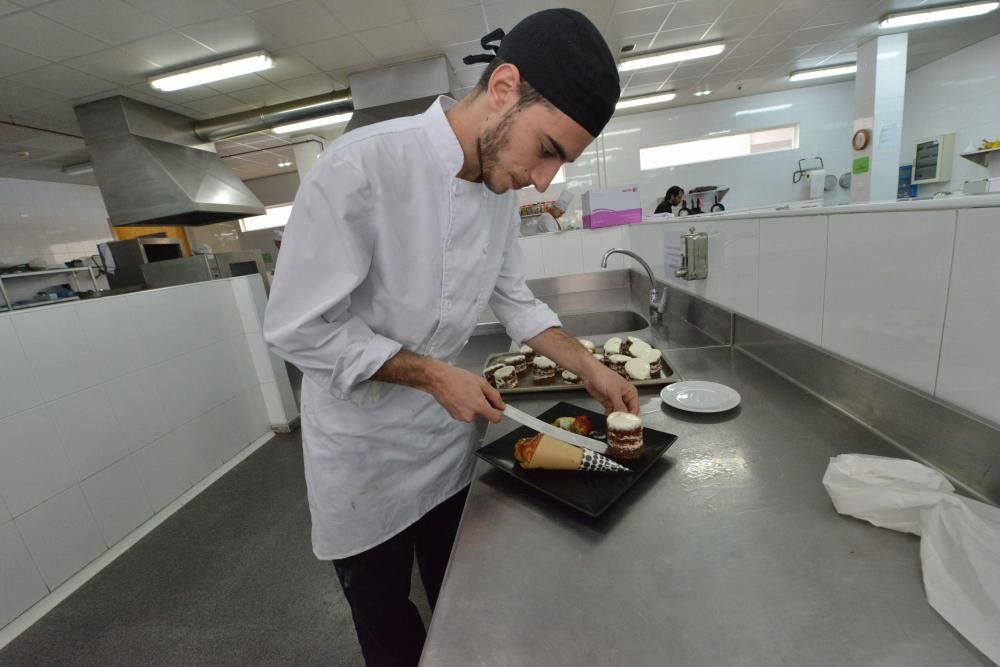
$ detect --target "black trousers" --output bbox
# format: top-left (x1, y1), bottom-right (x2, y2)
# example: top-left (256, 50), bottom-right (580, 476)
top-left (333, 487), bottom-right (469, 667)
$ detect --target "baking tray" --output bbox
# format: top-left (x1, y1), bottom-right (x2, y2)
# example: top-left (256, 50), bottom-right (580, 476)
top-left (483, 351), bottom-right (681, 395)
top-left (476, 401), bottom-right (677, 516)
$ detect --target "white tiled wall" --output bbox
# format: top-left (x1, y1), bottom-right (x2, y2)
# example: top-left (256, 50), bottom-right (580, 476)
top-left (0, 177), bottom-right (112, 268)
top-left (0, 275), bottom-right (287, 633)
top-left (624, 205), bottom-right (1000, 427)
top-left (516, 226), bottom-right (631, 280)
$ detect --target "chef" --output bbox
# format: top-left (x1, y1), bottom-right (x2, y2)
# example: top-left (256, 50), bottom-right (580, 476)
top-left (537, 189), bottom-right (575, 232)
top-left (264, 9), bottom-right (631, 666)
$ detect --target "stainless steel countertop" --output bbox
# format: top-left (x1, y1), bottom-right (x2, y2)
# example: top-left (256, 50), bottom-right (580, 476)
top-left (423, 340), bottom-right (991, 664)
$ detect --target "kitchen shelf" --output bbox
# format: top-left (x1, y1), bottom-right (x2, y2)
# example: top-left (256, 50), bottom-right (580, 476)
top-left (0, 266), bottom-right (99, 312)
top-left (960, 147), bottom-right (1000, 167)
top-left (2, 296), bottom-right (81, 312)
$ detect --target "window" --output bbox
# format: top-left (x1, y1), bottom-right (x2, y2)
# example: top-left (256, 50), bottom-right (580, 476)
top-left (639, 124), bottom-right (799, 171)
top-left (239, 204), bottom-right (292, 232)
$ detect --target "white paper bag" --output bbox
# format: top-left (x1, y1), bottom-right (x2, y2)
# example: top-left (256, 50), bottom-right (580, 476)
top-left (822, 454), bottom-right (955, 535)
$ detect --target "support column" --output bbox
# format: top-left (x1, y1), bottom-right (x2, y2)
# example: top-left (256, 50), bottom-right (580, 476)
top-left (292, 134), bottom-right (325, 181)
top-left (850, 33), bottom-right (908, 203)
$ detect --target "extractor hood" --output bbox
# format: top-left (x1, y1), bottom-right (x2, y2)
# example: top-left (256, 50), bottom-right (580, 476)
top-left (345, 56), bottom-right (460, 132)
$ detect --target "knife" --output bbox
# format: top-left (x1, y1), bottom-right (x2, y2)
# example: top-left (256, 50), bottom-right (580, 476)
top-left (502, 405), bottom-right (609, 454)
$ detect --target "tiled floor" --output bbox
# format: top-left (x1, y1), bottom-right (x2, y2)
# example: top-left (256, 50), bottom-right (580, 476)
top-left (0, 432), bottom-right (431, 666)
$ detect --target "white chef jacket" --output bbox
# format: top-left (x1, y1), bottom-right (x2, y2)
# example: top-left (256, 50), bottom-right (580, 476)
top-left (263, 97), bottom-right (561, 560)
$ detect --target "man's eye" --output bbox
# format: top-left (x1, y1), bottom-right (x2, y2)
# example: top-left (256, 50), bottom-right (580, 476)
top-left (540, 145), bottom-right (556, 158)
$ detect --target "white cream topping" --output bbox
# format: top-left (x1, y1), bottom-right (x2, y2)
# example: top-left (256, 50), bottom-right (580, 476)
top-left (504, 354), bottom-right (526, 364)
top-left (640, 348), bottom-right (662, 363)
top-left (561, 370), bottom-right (579, 382)
top-left (607, 411), bottom-right (642, 430)
top-left (624, 358), bottom-right (651, 380)
top-left (494, 365), bottom-right (516, 379)
top-left (628, 340), bottom-right (652, 358)
top-left (603, 337), bottom-right (623, 354)
top-left (532, 356), bottom-right (556, 369)
top-left (519, 344), bottom-right (533, 354)
top-left (578, 339), bottom-right (595, 351)
top-left (609, 354), bottom-right (631, 363)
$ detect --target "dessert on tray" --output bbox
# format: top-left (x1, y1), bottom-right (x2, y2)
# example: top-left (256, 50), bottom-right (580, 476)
top-left (578, 339), bottom-right (596, 353)
top-left (625, 358), bottom-right (651, 381)
top-left (626, 336), bottom-right (652, 358)
top-left (514, 433), bottom-right (627, 472)
top-left (603, 337), bottom-right (623, 355)
top-left (503, 354), bottom-right (529, 376)
top-left (483, 362), bottom-right (505, 387)
top-left (561, 370), bottom-right (581, 384)
top-left (641, 348), bottom-right (663, 376)
top-left (494, 365), bottom-right (518, 389)
top-left (532, 356), bottom-right (556, 385)
top-left (607, 412), bottom-right (644, 459)
top-left (519, 344), bottom-right (535, 364)
top-left (608, 354), bottom-right (631, 377)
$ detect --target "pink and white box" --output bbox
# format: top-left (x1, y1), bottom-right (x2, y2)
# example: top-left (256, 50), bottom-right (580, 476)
top-left (582, 185), bottom-right (642, 229)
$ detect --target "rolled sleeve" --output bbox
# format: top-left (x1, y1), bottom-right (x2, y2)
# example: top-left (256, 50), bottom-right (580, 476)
top-left (488, 218), bottom-right (561, 345)
top-left (264, 156), bottom-right (402, 404)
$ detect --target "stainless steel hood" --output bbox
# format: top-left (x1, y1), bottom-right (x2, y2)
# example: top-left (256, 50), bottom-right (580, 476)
top-left (345, 56), bottom-right (460, 132)
top-left (75, 96), bottom-right (267, 227)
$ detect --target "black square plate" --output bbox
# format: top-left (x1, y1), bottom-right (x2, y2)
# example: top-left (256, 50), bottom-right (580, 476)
top-left (476, 401), bottom-right (677, 517)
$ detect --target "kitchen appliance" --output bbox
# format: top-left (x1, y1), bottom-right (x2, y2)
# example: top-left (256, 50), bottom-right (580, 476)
top-left (140, 250), bottom-right (270, 290)
top-left (98, 237), bottom-right (184, 289)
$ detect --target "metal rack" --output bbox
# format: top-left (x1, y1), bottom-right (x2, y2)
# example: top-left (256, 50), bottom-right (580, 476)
top-left (0, 267), bottom-right (100, 313)
top-left (960, 147), bottom-right (1000, 167)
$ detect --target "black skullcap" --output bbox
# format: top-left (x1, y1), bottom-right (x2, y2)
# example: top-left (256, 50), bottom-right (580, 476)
top-left (463, 9), bottom-right (620, 138)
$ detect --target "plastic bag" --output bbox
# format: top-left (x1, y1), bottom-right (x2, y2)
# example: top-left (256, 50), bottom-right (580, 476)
top-left (822, 454), bottom-right (955, 535)
top-left (823, 454), bottom-right (1000, 665)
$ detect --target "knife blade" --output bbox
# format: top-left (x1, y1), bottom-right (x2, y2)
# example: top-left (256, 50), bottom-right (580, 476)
top-left (502, 405), bottom-right (608, 454)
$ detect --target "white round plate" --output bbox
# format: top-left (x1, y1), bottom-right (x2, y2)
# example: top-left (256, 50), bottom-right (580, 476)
top-left (660, 381), bottom-right (741, 413)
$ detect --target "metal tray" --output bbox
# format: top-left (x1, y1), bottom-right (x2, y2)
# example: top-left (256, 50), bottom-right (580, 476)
top-left (476, 401), bottom-right (677, 516)
top-left (483, 351), bottom-right (681, 395)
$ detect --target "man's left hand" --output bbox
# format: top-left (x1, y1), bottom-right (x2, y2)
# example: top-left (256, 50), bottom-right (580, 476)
top-left (583, 365), bottom-right (639, 415)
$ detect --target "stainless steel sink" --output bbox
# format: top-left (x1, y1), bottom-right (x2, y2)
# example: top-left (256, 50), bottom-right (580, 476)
top-left (558, 310), bottom-right (649, 336)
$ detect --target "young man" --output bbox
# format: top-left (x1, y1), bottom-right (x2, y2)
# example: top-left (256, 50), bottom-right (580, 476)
top-left (264, 9), bottom-right (631, 666)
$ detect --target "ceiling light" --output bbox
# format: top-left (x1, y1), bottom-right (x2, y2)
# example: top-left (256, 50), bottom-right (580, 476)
top-left (879, 1), bottom-right (998, 29)
top-left (733, 104), bottom-right (792, 116)
top-left (789, 63), bottom-right (857, 82)
top-left (277, 161), bottom-right (293, 168)
top-left (61, 161), bottom-right (94, 176)
top-left (150, 51), bottom-right (273, 92)
top-left (616, 92), bottom-right (677, 110)
top-left (273, 112), bottom-right (353, 134)
top-left (618, 42), bottom-right (726, 73)
top-left (693, 90), bottom-right (712, 97)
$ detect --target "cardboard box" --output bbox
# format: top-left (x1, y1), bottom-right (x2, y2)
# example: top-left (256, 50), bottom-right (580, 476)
top-left (582, 186), bottom-right (642, 229)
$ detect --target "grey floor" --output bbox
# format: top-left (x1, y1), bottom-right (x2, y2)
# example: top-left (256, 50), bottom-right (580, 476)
top-left (0, 431), bottom-right (432, 666)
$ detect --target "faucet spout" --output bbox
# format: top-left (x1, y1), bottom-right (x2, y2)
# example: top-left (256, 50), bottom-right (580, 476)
top-left (600, 248), bottom-right (663, 323)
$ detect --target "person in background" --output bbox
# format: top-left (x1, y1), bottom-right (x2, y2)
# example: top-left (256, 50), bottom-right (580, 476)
top-left (263, 9), bottom-right (633, 667)
top-left (654, 185), bottom-right (685, 214)
top-left (537, 189), bottom-right (574, 232)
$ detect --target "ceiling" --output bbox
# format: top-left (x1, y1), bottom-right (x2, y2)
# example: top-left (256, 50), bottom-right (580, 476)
top-left (0, 0), bottom-right (998, 185)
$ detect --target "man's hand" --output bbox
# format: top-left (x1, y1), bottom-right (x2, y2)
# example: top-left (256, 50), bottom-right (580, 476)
top-left (583, 364), bottom-right (639, 415)
top-left (424, 361), bottom-right (506, 423)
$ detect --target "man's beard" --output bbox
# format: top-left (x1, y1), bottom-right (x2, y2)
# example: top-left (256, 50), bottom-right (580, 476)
top-left (476, 108), bottom-right (518, 194)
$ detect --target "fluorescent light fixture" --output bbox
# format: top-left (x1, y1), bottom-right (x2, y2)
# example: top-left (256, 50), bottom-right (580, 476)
top-left (273, 112), bottom-right (353, 134)
top-left (693, 90), bottom-right (712, 97)
top-left (879, 1), bottom-right (998, 28)
top-left (789, 63), bottom-right (857, 82)
top-left (150, 50), bottom-right (273, 92)
top-left (618, 42), bottom-right (725, 73)
top-left (601, 128), bottom-right (641, 137)
top-left (733, 104), bottom-right (792, 116)
top-left (277, 161), bottom-right (293, 168)
top-left (616, 92), bottom-right (677, 110)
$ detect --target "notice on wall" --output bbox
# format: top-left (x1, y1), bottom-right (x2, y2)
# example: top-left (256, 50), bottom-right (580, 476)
top-left (878, 123), bottom-right (898, 149)
top-left (852, 157), bottom-right (871, 175)
top-left (664, 229), bottom-right (684, 278)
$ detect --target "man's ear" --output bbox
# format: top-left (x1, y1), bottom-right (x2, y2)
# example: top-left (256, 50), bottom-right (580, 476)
top-left (486, 63), bottom-right (521, 113)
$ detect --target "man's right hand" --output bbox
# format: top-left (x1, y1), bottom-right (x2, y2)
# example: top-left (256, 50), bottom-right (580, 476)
top-left (424, 360), bottom-right (506, 424)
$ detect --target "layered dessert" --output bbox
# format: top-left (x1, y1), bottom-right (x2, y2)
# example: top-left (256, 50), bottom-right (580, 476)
top-left (519, 344), bottom-right (535, 364)
top-left (626, 336), bottom-right (652, 358)
top-left (608, 354), bottom-right (631, 377)
top-left (514, 433), bottom-right (627, 472)
top-left (493, 365), bottom-right (518, 389)
top-left (593, 352), bottom-right (608, 367)
top-left (532, 356), bottom-right (556, 385)
top-left (561, 370), bottom-right (581, 384)
top-left (607, 412), bottom-right (644, 459)
top-left (483, 362), bottom-right (505, 387)
top-left (603, 337), bottom-right (623, 355)
top-left (624, 358), bottom-right (651, 381)
top-left (504, 354), bottom-right (529, 376)
top-left (578, 339), bottom-right (596, 353)
top-left (641, 348), bottom-right (663, 376)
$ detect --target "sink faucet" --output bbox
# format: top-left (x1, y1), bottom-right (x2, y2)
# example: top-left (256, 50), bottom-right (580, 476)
top-left (601, 248), bottom-right (662, 324)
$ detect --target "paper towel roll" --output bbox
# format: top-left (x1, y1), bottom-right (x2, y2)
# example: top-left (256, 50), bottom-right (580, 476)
top-left (805, 169), bottom-right (826, 199)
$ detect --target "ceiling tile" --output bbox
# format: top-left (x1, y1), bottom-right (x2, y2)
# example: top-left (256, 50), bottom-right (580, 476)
top-left (803, 0), bottom-right (880, 28)
top-left (775, 23), bottom-right (849, 49)
top-left (107, 86), bottom-right (171, 106)
top-left (228, 83), bottom-right (299, 106)
top-left (562, 0), bottom-right (615, 30)
top-left (620, 81), bottom-right (666, 97)
top-left (670, 59), bottom-right (717, 79)
top-left (258, 50), bottom-right (320, 83)
top-left (205, 72), bottom-right (271, 93)
top-left (750, 44), bottom-right (813, 67)
top-left (403, 0), bottom-right (480, 20)
top-left (0, 1), bottom-right (18, 15)
top-left (10, 63), bottom-right (118, 99)
top-left (710, 53), bottom-right (761, 73)
top-left (418, 6), bottom-right (487, 47)
top-left (295, 34), bottom-right (376, 71)
top-left (249, 0), bottom-right (346, 47)
top-left (442, 39), bottom-right (481, 71)
top-left (10, 0), bottom-right (49, 6)
top-left (63, 48), bottom-right (156, 86)
top-left (664, 0), bottom-right (729, 30)
top-left (483, 0), bottom-right (552, 31)
top-left (750, 6), bottom-right (824, 35)
top-left (626, 67), bottom-right (674, 87)
top-left (323, 0), bottom-right (412, 32)
top-left (0, 43), bottom-right (50, 77)
top-left (35, 0), bottom-right (168, 46)
top-left (179, 14), bottom-right (285, 54)
top-left (127, 81), bottom-right (217, 104)
top-left (124, 0), bottom-right (242, 28)
top-left (607, 5), bottom-right (672, 41)
top-left (227, 0), bottom-right (293, 9)
top-left (0, 11), bottom-right (106, 61)
top-left (612, 0), bottom-right (676, 12)
top-left (165, 104), bottom-right (211, 120)
top-left (727, 31), bottom-right (791, 58)
top-left (702, 13), bottom-right (767, 42)
top-left (801, 40), bottom-right (856, 60)
top-left (184, 94), bottom-right (254, 115)
top-left (718, 0), bottom-right (781, 20)
top-left (122, 31), bottom-right (215, 69)
top-left (355, 22), bottom-right (432, 60)
top-left (276, 72), bottom-right (337, 97)
top-left (649, 24), bottom-right (714, 50)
